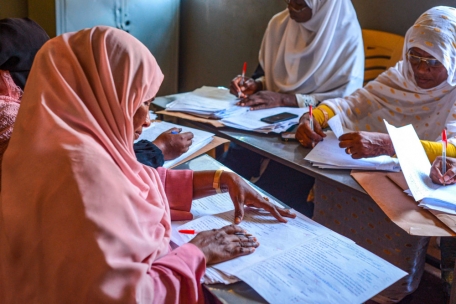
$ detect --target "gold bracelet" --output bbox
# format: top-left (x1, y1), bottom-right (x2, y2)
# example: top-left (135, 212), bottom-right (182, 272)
top-left (316, 108), bottom-right (329, 128)
top-left (213, 169), bottom-right (224, 194)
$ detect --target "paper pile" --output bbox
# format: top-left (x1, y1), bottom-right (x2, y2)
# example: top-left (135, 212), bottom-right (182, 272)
top-left (221, 107), bottom-right (306, 133)
top-left (165, 86), bottom-right (247, 119)
top-left (386, 121), bottom-right (456, 214)
top-left (305, 131), bottom-right (400, 171)
top-left (135, 121), bottom-right (214, 168)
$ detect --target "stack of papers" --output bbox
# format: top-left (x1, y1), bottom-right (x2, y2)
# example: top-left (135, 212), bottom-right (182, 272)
top-left (385, 121), bottom-right (456, 214)
top-left (135, 121), bottom-right (214, 168)
top-left (305, 131), bottom-right (400, 171)
top-left (165, 86), bottom-right (248, 119)
top-left (221, 107), bottom-right (306, 133)
top-left (171, 191), bottom-right (406, 303)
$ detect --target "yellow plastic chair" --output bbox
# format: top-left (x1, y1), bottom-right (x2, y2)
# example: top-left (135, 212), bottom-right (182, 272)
top-left (362, 29), bottom-right (405, 86)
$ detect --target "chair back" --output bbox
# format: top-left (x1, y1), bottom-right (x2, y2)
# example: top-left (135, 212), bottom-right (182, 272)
top-left (362, 29), bottom-right (405, 86)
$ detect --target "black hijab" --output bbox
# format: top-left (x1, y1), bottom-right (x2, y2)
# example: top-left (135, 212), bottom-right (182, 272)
top-left (0, 18), bottom-right (49, 90)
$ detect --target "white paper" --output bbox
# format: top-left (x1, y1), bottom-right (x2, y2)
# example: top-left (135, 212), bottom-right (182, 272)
top-left (172, 201), bottom-right (405, 303)
top-left (305, 131), bottom-right (400, 171)
top-left (221, 107), bottom-right (307, 133)
top-left (384, 121), bottom-right (438, 200)
top-left (419, 185), bottom-right (456, 214)
top-left (135, 121), bottom-right (214, 168)
top-left (327, 114), bottom-right (352, 138)
top-left (236, 233), bottom-right (407, 304)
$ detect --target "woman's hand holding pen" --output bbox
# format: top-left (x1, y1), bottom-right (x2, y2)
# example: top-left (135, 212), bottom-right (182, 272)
top-left (229, 76), bottom-right (260, 98)
top-left (295, 113), bottom-right (325, 148)
top-left (152, 127), bottom-right (194, 160)
top-left (189, 225), bottom-right (259, 265)
top-left (430, 156), bottom-right (456, 185)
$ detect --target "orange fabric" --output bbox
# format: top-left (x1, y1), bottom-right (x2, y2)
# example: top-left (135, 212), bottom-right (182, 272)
top-left (0, 26), bottom-right (205, 303)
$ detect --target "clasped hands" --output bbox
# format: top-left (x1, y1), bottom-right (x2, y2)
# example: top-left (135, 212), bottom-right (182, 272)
top-left (229, 75), bottom-right (297, 110)
top-left (295, 113), bottom-right (395, 158)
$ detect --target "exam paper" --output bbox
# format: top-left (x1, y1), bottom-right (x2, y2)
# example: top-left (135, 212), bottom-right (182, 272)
top-left (172, 195), bottom-right (406, 302)
top-left (305, 131), bottom-right (400, 171)
top-left (135, 121), bottom-right (214, 168)
top-left (384, 121), bottom-right (438, 200)
top-left (236, 233), bottom-right (407, 304)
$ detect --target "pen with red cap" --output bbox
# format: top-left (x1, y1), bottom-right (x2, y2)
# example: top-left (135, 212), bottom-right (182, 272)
top-left (309, 105), bottom-right (314, 132)
top-left (442, 129), bottom-right (447, 185)
top-left (238, 62), bottom-right (247, 98)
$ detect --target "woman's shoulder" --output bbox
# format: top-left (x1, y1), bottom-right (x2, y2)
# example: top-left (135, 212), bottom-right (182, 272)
top-left (267, 9), bottom-right (290, 28)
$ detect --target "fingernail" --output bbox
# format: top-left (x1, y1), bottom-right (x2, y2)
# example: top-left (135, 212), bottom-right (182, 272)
top-left (444, 176), bottom-right (450, 181)
top-left (235, 217), bottom-right (241, 224)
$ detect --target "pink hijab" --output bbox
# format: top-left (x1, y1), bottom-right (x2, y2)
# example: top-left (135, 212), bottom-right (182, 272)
top-left (0, 26), bottom-right (171, 301)
top-left (0, 70), bottom-right (21, 186)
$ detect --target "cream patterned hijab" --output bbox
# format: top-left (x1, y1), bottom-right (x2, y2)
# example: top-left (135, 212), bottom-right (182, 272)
top-left (259, 0), bottom-right (364, 101)
top-left (323, 6), bottom-right (456, 145)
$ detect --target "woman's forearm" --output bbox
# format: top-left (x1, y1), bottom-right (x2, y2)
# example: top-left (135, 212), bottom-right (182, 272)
top-left (192, 170), bottom-right (235, 199)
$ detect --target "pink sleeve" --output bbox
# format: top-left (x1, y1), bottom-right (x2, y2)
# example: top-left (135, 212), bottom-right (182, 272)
top-left (157, 167), bottom-right (194, 221)
top-left (148, 243), bottom-right (206, 303)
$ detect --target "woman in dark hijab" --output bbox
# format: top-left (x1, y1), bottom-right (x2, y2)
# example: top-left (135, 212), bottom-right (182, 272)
top-left (0, 18), bottom-right (49, 90)
top-left (0, 18), bottom-right (48, 187)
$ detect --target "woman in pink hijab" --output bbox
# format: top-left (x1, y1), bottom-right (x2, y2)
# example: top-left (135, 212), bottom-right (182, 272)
top-left (0, 26), bottom-right (294, 303)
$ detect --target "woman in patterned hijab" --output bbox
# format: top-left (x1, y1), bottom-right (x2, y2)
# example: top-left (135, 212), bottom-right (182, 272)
top-left (297, 6), bottom-right (456, 161)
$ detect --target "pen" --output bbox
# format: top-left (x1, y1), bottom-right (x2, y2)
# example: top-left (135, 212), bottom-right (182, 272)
top-left (178, 229), bottom-right (198, 234)
top-left (238, 61), bottom-right (247, 98)
top-left (442, 129), bottom-right (447, 185)
top-left (309, 105), bottom-right (314, 132)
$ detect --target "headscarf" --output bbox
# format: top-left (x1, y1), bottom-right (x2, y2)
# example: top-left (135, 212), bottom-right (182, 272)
top-left (259, 0), bottom-right (364, 101)
top-left (0, 18), bottom-right (49, 90)
top-left (1, 26), bottom-right (166, 301)
top-left (0, 70), bottom-right (21, 187)
top-left (323, 6), bottom-right (456, 145)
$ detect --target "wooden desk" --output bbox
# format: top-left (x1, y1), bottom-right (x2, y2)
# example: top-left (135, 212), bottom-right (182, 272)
top-left (154, 96), bottom-right (439, 301)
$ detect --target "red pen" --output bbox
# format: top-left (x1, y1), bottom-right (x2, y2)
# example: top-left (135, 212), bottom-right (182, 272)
top-left (309, 105), bottom-right (314, 132)
top-left (178, 229), bottom-right (198, 235)
top-left (442, 129), bottom-right (447, 185)
top-left (238, 62), bottom-right (247, 98)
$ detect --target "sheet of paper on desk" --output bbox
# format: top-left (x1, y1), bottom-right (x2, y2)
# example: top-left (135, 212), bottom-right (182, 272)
top-left (165, 86), bottom-right (248, 119)
top-left (384, 121), bottom-right (438, 200)
top-left (173, 202), bottom-right (406, 303)
top-left (135, 121), bottom-right (214, 168)
top-left (221, 107), bottom-right (307, 133)
top-left (305, 131), bottom-right (401, 171)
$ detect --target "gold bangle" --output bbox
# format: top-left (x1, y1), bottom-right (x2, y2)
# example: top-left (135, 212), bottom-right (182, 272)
top-left (317, 108), bottom-right (329, 128)
top-left (213, 169), bottom-right (224, 194)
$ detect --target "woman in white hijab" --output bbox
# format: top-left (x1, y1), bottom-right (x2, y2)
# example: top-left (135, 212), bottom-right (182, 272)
top-left (221, 0), bottom-right (364, 217)
top-left (230, 0), bottom-right (364, 110)
top-left (297, 6), bottom-right (456, 163)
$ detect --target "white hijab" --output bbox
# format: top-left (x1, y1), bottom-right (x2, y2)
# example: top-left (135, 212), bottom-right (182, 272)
top-left (259, 0), bottom-right (364, 101)
top-left (323, 6), bottom-right (456, 144)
